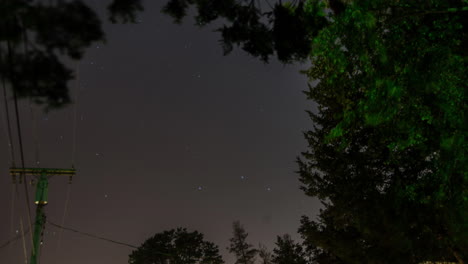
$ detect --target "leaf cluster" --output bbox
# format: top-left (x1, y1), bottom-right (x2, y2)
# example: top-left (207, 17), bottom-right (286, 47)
top-left (129, 227), bottom-right (224, 264)
top-left (162, 0), bottom-right (329, 63)
top-left (296, 0), bottom-right (467, 263)
top-left (228, 221), bottom-right (257, 264)
top-left (0, 0), bottom-right (143, 109)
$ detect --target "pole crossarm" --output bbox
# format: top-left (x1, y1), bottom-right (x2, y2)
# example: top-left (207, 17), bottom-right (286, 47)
top-left (8, 166), bottom-right (76, 264)
top-left (9, 167), bottom-right (76, 176)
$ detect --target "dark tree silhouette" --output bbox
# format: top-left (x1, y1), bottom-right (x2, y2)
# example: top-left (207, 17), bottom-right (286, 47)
top-left (0, 0), bottom-right (142, 109)
top-left (2, 1), bottom-right (467, 262)
top-left (271, 235), bottom-right (309, 264)
top-left (258, 243), bottom-right (273, 264)
top-left (128, 227), bottom-right (224, 264)
top-left (228, 221), bottom-right (257, 264)
top-left (162, 0), bottom-right (468, 263)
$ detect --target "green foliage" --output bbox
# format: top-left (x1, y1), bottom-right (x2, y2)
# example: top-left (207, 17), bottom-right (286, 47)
top-left (4, 0), bottom-right (467, 262)
top-left (298, 0), bottom-right (467, 262)
top-left (128, 227), bottom-right (224, 264)
top-left (162, 0), bottom-right (467, 262)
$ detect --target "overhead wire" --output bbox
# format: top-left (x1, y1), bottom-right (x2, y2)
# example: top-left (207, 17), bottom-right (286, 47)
top-left (9, 185), bottom-right (16, 255)
top-left (47, 221), bottom-right (174, 258)
top-left (1, 72), bottom-right (15, 165)
top-left (18, 13), bottom-right (41, 259)
top-left (20, 219), bottom-right (29, 263)
top-left (0, 225), bottom-right (30, 251)
top-left (5, 13), bottom-right (35, 257)
top-left (55, 184), bottom-right (71, 253)
top-left (71, 61), bottom-right (80, 167)
top-left (47, 221), bottom-right (139, 249)
top-left (55, 61), bottom-right (80, 257)
top-left (1, 47), bottom-right (19, 258)
top-left (29, 99), bottom-right (40, 166)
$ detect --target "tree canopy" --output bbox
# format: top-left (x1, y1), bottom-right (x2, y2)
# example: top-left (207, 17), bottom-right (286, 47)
top-left (0, 0), bottom-right (142, 109)
top-left (2, 0), bottom-right (466, 263)
top-left (162, 0), bottom-right (467, 263)
top-left (228, 221), bottom-right (257, 264)
top-left (128, 227), bottom-right (224, 264)
top-left (258, 243), bottom-right (273, 264)
top-left (271, 234), bottom-right (309, 264)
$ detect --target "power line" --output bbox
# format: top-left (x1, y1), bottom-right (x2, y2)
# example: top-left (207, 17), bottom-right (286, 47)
top-left (1, 74), bottom-right (15, 166)
top-left (47, 221), bottom-right (139, 249)
top-left (47, 221), bottom-right (174, 257)
top-left (5, 18), bottom-right (35, 256)
top-left (0, 227), bottom-right (30, 251)
top-left (29, 99), bottom-right (40, 166)
top-left (71, 61), bottom-right (80, 167)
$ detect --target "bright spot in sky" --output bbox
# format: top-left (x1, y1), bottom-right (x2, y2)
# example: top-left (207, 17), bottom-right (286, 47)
top-left (197, 186), bottom-right (203, 191)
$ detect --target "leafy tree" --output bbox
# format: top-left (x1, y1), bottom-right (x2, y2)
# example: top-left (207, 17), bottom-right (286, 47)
top-left (128, 227), bottom-right (224, 264)
top-left (295, 1), bottom-right (467, 263)
top-left (5, 0), bottom-right (467, 261)
top-left (162, 0), bottom-right (467, 263)
top-left (162, 0), bottom-right (328, 63)
top-left (258, 243), bottom-right (273, 264)
top-left (0, 0), bottom-right (142, 109)
top-left (271, 234), bottom-right (309, 264)
top-left (228, 221), bottom-right (257, 264)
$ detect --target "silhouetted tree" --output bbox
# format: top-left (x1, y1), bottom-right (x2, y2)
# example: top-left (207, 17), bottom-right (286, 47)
top-left (0, 0), bottom-right (142, 109)
top-left (162, 1), bottom-right (468, 263)
top-left (128, 227), bottom-right (224, 264)
top-left (258, 243), bottom-right (273, 264)
top-left (271, 235), bottom-right (309, 264)
top-left (228, 221), bottom-right (257, 264)
top-left (162, 0), bottom-right (329, 63)
top-left (4, 1), bottom-right (467, 261)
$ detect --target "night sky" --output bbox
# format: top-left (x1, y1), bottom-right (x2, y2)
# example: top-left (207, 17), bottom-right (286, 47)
top-left (0, 2), bottom-right (320, 263)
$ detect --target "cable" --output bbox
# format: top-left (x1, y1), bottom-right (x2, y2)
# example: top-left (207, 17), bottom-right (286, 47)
top-left (20, 219), bottom-right (29, 263)
top-left (21, 9), bottom-right (41, 168)
top-left (55, 184), bottom-right (72, 252)
top-left (29, 99), bottom-right (40, 166)
top-left (5, 18), bottom-right (35, 256)
top-left (47, 221), bottom-right (138, 249)
top-left (54, 60), bottom-right (80, 260)
top-left (0, 225), bottom-right (30, 251)
top-left (47, 221), bottom-right (174, 257)
top-left (1, 50), bottom-right (16, 166)
top-left (9, 185), bottom-right (16, 253)
top-left (71, 61), bottom-right (80, 166)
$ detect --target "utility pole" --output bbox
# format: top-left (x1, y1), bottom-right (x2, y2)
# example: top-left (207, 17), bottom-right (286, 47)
top-left (10, 167), bottom-right (76, 264)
